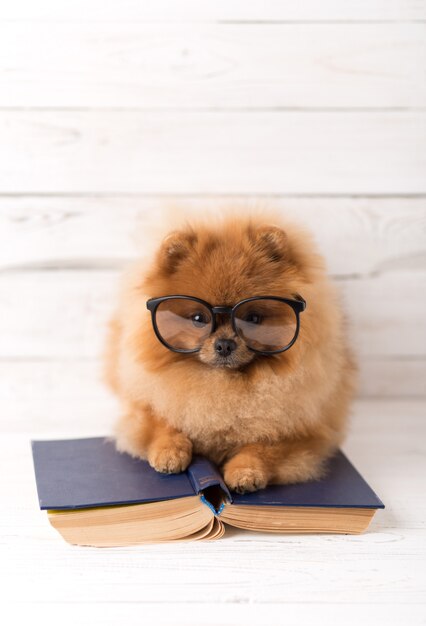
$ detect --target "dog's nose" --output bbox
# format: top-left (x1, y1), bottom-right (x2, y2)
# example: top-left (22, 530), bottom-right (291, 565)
top-left (214, 338), bottom-right (237, 357)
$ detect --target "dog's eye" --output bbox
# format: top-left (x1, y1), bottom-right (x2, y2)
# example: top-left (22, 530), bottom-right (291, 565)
top-left (191, 312), bottom-right (208, 328)
top-left (244, 312), bottom-right (262, 325)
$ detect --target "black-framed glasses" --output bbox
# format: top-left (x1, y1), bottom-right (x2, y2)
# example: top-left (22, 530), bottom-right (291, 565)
top-left (146, 295), bottom-right (306, 356)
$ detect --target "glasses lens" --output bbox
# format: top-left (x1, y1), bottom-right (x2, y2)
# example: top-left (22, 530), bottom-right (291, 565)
top-left (234, 299), bottom-right (298, 352)
top-left (155, 298), bottom-right (212, 351)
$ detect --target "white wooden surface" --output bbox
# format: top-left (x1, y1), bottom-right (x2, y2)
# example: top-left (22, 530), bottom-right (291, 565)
top-left (2, 1), bottom-right (426, 21)
top-left (1, 3), bottom-right (426, 624)
top-left (2, 111), bottom-right (425, 193)
top-left (2, 23), bottom-right (425, 108)
top-left (1, 400), bottom-right (425, 625)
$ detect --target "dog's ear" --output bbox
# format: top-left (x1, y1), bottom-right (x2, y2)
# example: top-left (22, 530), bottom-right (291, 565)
top-left (252, 224), bottom-right (288, 263)
top-left (157, 229), bottom-right (198, 273)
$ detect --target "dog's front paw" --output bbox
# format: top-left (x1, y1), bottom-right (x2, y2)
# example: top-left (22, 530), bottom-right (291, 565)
top-left (148, 436), bottom-right (193, 474)
top-left (223, 461), bottom-right (268, 494)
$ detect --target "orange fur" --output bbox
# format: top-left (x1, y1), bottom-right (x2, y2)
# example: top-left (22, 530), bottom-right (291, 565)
top-left (104, 212), bottom-right (357, 493)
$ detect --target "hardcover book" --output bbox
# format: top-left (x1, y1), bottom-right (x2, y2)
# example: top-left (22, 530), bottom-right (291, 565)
top-left (31, 437), bottom-right (384, 547)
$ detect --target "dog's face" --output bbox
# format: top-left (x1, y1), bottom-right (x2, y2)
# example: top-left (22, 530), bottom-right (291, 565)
top-left (141, 218), bottom-right (314, 372)
top-left (195, 313), bottom-right (255, 369)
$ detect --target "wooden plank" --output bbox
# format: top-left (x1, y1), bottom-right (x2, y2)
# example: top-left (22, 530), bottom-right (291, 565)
top-left (1, 196), bottom-right (425, 277)
top-left (1, 1), bottom-right (425, 22)
top-left (0, 111), bottom-right (424, 194)
top-left (1, 402), bottom-right (425, 616)
top-left (338, 272), bottom-right (426, 357)
top-left (6, 604), bottom-right (426, 626)
top-left (1, 23), bottom-right (425, 108)
top-left (360, 358), bottom-right (426, 397)
top-left (0, 359), bottom-right (423, 439)
top-left (0, 271), bottom-right (118, 360)
top-left (0, 270), bottom-right (424, 360)
top-left (0, 361), bottom-right (118, 436)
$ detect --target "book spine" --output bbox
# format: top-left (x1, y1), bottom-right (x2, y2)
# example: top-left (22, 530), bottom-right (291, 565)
top-left (187, 456), bottom-right (232, 513)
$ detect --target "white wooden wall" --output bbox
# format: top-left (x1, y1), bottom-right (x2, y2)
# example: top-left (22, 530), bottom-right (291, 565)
top-left (1, 0), bottom-right (425, 414)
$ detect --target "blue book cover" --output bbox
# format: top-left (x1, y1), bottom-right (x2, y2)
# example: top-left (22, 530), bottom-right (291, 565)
top-left (31, 437), bottom-right (384, 513)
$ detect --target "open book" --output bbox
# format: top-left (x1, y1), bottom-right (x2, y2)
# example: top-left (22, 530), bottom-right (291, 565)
top-left (31, 437), bottom-right (384, 547)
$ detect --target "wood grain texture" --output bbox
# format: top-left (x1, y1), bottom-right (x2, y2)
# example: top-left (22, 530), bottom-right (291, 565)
top-left (5, 604), bottom-right (426, 626)
top-left (1, 111), bottom-right (425, 194)
top-left (359, 358), bottom-right (426, 397)
top-left (2, 23), bottom-right (425, 108)
top-left (1, 1), bottom-right (425, 22)
top-left (1, 401), bottom-right (425, 625)
top-left (0, 361), bottom-right (118, 436)
top-left (1, 196), bottom-right (425, 276)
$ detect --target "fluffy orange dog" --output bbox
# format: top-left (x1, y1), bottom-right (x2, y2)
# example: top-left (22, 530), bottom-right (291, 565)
top-left (105, 214), bottom-right (356, 493)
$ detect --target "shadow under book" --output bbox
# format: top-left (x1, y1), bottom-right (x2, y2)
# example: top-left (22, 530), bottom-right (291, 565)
top-left (31, 437), bottom-right (384, 547)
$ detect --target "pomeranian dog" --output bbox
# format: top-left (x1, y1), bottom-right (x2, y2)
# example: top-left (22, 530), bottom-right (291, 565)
top-left (105, 213), bottom-right (356, 493)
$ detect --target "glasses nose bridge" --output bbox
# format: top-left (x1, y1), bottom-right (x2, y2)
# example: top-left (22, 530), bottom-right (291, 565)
top-left (211, 305), bottom-right (233, 328)
top-left (211, 305), bottom-right (232, 315)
